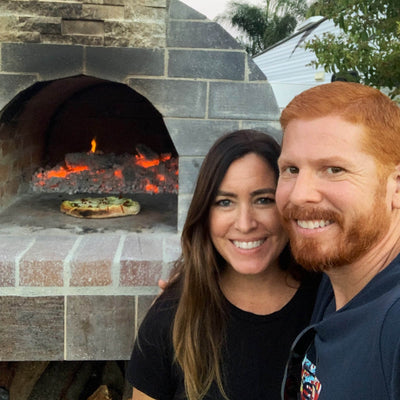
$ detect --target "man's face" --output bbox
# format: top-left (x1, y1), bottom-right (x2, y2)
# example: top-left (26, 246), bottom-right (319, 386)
top-left (276, 116), bottom-right (392, 271)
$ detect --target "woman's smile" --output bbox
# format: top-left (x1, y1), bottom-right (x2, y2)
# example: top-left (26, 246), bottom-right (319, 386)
top-left (232, 239), bottom-right (266, 250)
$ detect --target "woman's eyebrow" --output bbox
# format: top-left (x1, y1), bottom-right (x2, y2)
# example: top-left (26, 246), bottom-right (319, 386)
top-left (215, 190), bottom-right (236, 197)
top-left (216, 188), bottom-right (276, 198)
top-left (252, 188), bottom-right (276, 196)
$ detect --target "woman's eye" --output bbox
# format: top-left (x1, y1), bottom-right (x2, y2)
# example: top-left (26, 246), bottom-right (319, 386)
top-left (327, 166), bottom-right (343, 174)
top-left (215, 199), bottom-right (232, 207)
top-left (257, 197), bottom-right (275, 205)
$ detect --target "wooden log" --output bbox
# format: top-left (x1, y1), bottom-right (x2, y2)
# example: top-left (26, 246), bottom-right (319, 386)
top-left (9, 362), bottom-right (49, 400)
top-left (87, 385), bottom-right (112, 400)
top-left (0, 362), bottom-right (14, 389)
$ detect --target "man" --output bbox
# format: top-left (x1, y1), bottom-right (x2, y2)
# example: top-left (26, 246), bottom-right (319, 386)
top-left (276, 82), bottom-right (400, 399)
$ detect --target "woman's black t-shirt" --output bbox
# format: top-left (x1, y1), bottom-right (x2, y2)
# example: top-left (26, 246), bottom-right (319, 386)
top-left (127, 276), bottom-right (320, 400)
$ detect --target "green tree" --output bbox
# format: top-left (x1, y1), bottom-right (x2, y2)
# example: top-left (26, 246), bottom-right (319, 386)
top-left (305, 0), bottom-right (400, 98)
top-left (218, 0), bottom-right (308, 55)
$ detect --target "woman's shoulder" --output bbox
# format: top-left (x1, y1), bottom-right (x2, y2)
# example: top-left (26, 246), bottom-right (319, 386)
top-left (139, 285), bottom-right (181, 331)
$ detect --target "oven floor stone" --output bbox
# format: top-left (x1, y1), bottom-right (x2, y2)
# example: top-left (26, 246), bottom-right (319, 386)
top-left (0, 192), bottom-right (177, 235)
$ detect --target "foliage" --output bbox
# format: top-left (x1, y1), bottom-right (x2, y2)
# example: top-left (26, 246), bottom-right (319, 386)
top-left (305, 0), bottom-right (400, 98)
top-left (218, 0), bottom-right (308, 55)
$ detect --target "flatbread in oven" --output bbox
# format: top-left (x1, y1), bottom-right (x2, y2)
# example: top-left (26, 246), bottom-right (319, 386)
top-left (60, 196), bottom-right (140, 218)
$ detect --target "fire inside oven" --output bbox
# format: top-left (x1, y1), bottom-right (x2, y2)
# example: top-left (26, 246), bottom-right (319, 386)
top-left (31, 139), bottom-right (178, 195)
top-left (30, 81), bottom-right (178, 197)
top-left (0, 78), bottom-right (179, 232)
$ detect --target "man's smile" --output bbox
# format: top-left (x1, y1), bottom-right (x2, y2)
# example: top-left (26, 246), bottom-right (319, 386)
top-left (296, 220), bottom-right (333, 230)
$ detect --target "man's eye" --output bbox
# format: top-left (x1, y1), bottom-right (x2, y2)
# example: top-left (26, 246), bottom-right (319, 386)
top-left (282, 166), bottom-right (298, 174)
top-left (327, 167), bottom-right (343, 174)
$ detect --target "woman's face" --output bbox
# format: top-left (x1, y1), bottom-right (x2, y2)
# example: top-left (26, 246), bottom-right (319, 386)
top-left (209, 153), bottom-right (288, 277)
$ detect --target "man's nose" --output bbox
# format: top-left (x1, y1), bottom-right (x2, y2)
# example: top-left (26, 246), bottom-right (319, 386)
top-left (288, 171), bottom-right (322, 205)
top-left (234, 205), bottom-right (257, 232)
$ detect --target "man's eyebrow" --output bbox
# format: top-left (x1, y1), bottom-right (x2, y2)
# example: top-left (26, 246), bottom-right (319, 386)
top-left (278, 155), bottom-right (350, 165)
top-left (277, 156), bottom-right (288, 166)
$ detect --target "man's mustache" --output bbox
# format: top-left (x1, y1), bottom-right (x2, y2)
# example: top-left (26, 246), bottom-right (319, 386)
top-left (280, 205), bottom-right (342, 225)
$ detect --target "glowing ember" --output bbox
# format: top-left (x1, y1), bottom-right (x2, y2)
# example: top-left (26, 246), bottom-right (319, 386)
top-left (145, 181), bottom-right (159, 194)
top-left (135, 153), bottom-right (161, 168)
top-left (114, 170), bottom-right (123, 179)
top-left (37, 165), bottom-right (89, 179)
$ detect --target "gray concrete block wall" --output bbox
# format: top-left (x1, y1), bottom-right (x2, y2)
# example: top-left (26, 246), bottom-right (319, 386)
top-left (86, 47), bottom-right (165, 81)
top-left (164, 119), bottom-right (240, 156)
top-left (167, 20), bottom-right (241, 50)
top-left (208, 82), bottom-right (280, 120)
top-left (0, 73), bottom-right (37, 110)
top-left (127, 78), bottom-right (208, 119)
top-left (1, 43), bottom-right (84, 79)
top-left (168, 50), bottom-right (245, 80)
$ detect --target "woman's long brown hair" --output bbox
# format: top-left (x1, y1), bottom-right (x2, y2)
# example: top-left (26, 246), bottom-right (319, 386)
top-left (166, 130), bottom-right (293, 400)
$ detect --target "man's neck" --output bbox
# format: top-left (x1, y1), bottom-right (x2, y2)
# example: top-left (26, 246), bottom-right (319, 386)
top-left (326, 229), bottom-right (400, 310)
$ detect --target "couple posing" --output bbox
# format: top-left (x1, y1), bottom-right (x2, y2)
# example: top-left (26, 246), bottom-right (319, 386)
top-left (128, 82), bottom-right (400, 400)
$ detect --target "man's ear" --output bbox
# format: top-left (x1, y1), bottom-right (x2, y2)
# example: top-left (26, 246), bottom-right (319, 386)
top-left (391, 164), bottom-right (400, 209)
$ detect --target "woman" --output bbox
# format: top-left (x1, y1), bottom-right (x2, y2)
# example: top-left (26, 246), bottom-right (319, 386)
top-left (127, 130), bottom-right (320, 400)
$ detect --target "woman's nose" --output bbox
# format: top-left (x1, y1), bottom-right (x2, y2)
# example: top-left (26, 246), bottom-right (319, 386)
top-left (234, 205), bottom-right (257, 232)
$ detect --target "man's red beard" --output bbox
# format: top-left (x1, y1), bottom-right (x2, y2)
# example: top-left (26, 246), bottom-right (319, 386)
top-left (280, 198), bottom-right (391, 272)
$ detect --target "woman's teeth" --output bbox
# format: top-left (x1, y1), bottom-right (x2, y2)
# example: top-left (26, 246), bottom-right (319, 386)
top-left (233, 240), bottom-right (265, 249)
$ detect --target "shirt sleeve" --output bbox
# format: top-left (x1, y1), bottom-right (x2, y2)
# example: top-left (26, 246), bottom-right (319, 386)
top-left (126, 299), bottom-right (177, 400)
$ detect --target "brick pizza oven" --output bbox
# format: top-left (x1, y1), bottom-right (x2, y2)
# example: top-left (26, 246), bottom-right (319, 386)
top-left (0, 0), bottom-right (280, 376)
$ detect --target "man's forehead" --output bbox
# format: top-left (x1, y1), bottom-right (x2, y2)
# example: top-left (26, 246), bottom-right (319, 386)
top-left (279, 117), bottom-right (369, 163)
top-left (281, 117), bottom-right (365, 145)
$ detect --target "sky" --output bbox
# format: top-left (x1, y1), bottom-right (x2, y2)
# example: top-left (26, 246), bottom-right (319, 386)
top-left (181, 0), bottom-right (264, 20)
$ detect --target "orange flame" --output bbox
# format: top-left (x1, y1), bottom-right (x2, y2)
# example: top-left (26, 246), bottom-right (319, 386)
top-left (90, 138), bottom-right (97, 153)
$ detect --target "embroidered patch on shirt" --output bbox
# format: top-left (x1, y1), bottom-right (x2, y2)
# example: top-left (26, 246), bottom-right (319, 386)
top-left (300, 356), bottom-right (322, 400)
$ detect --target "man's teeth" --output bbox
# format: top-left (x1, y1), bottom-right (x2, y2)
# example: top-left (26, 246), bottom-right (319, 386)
top-left (297, 220), bottom-right (332, 229)
top-left (233, 240), bottom-right (265, 249)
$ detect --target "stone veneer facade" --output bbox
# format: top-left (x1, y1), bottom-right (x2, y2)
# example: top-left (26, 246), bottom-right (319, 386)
top-left (0, 0), bottom-right (281, 361)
